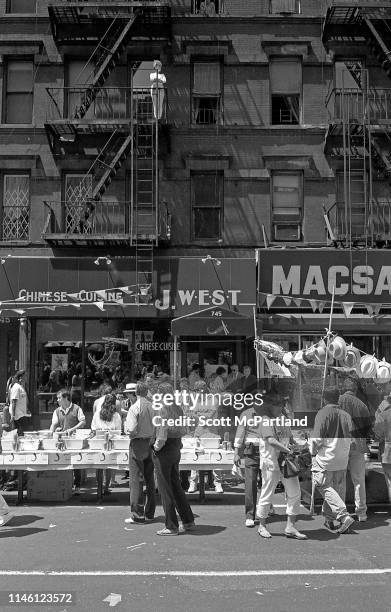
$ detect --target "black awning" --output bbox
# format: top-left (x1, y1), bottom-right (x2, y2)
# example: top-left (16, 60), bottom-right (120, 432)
top-left (171, 306), bottom-right (253, 337)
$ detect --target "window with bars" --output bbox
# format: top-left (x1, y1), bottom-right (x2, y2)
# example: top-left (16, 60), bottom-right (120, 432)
top-left (192, 62), bottom-right (222, 125)
top-left (191, 172), bottom-right (223, 240)
top-left (64, 174), bottom-right (93, 234)
top-left (269, 0), bottom-right (300, 14)
top-left (272, 172), bottom-right (302, 241)
top-left (191, 0), bottom-right (223, 15)
top-left (4, 59), bottom-right (34, 124)
top-left (270, 57), bottom-right (301, 125)
top-left (7, 0), bottom-right (37, 12)
top-left (1, 175), bottom-right (30, 240)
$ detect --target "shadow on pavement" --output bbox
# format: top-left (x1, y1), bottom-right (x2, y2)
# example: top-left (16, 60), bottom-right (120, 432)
top-left (0, 527), bottom-right (48, 538)
top-left (184, 525), bottom-right (226, 536)
top-left (5, 515), bottom-right (43, 527)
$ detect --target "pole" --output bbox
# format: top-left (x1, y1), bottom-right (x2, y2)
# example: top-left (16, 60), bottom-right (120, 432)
top-left (321, 286), bottom-right (335, 405)
top-left (253, 306), bottom-right (260, 380)
top-left (174, 335), bottom-right (178, 390)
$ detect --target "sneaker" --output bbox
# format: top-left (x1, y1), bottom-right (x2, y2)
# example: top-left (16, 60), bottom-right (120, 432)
top-left (0, 512), bottom-right (14, 527)
top-left (357, 514), bottom-right (368, 522)
top-left (245, 518), bottom-right (255, 528)
top-left (157, 528), bottom-right (179, 536)
top-left (337, 515), bottom-right (355, 534)
top-left (324, 519), bottom-right (336, 533)
top-left (214, 482), bottom-right (224, 494)
top-left (124, 515), bottom-right (145, 524)
top-left (187, 484), bottom-right (198, 494)
top-left (73, 487), bottom-right (81, 496)
top-left (257, 525), bottom-right (272, 539)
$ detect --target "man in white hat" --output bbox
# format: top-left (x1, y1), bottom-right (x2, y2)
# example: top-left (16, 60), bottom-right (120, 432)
top-left (338, 378), bottom-right (373, 522)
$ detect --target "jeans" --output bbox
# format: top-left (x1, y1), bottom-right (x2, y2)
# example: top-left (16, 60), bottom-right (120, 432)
top-left (189, 470), bottom-right (223, 486)
top-left (129, 439), bottom-right (156, 519)
top-left (348, 448), bottom-right (367, 517)
top-left (244, 451), bottom-right (261, 520)
top-left (382, 464), bottom-right (391, 503)
top-left (153, 438), bottom-right (194, 531)
top-left (256, 468), bottom-right (301, 518)
top-left (312, 469), bottom-right (349, 521)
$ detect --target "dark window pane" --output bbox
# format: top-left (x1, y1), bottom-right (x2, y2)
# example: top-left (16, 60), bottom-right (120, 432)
top-left (194, 208), bottom-right (220, 239)
top-left (193, 97), bottom-right (219, 124)
top-left (8, 0), bottom-right (36, 12)
top-left (5, 93), bottom-right (33, 123)
top-left (193, 174), bottom-right (221, 206)
top-left (271, 95), bottom-right (300, 124)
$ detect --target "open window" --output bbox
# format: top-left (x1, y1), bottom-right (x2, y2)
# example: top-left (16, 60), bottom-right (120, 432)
top-left (192, 61), bottom-right (222, 125)
top-left (269, 0), bottom-right (300, 14)
top-left (272, 172), bottom-right (302, 241)
top-left (270, 57), bottom-right (301, 125)
top-left (191, 0), bottom-right (223, 16)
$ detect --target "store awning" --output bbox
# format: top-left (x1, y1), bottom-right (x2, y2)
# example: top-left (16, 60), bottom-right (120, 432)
top-left (171, 307), bottom-right (253, 337)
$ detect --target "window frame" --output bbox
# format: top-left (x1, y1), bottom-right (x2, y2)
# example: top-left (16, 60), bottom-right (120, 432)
top-left (269, 0), bottom-right (301, 15)
top-left (6, 0), bottom-right (37, 13)
top-left (269, 56), bottom-right (302, 126)
top-left (191, 0), bottom-right (224, 16)
top-left (271, 171), bottom-right (303, 242)
top-left (191, 58), bottom-right (223, 126)
top-left (3, 57), bottom-right (34, 125)
top-left (191, 171), bottom-right (224, 241)
top-left (1, 172), bottom-right (31, 241)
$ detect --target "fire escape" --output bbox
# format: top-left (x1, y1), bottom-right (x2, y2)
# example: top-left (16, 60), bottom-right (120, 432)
top-left (43, 0), bottom-right (171, 299)
top-left (323, 4), bottom-right (391, 247)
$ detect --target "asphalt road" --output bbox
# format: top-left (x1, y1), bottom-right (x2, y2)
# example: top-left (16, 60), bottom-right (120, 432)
top-left (0, 481), bottom-right (390, 612)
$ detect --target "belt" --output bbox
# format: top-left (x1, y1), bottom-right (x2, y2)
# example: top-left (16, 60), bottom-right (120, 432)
top-left (131, 437), bottom-right (151, 441)
top-left (245, 439), bottom-right (259, 445)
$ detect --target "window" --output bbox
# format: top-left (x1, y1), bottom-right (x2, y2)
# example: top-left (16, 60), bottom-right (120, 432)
top-left (272, 173), bottom-right (302, 241)
top-left (192, 62), bottom-right (222, 125)
top-left (270, 57), bottom-right (301, 125)
top-left (1, 175), bottom-right (30, 240)
top-left (64, 174), bottom-right (93, 234)
top-left (7, 0), bottom-right (36, 12)
top-left (269, 0), bottom-right (300, 14)
top-left (336, 171), bottom-right (367, 239)
top-left (4, 59), bottom-right (33, 124)
top-left (191, 173), bottom-right (223, 240)
top-left (191, 0), bottom-right (223, 15)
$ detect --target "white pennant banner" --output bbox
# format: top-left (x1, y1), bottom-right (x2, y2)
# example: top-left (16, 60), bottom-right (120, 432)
top-left (342, 302), bottom-right (355, 318)
top-left (293, 298), bottom-right (302, 307)
top-left (282, 297), bottom-right (292, 306)
top-left (318, 301), bottom-right (326, 314)
top-left (95, 290), bottom-right (107, 300)
top-left (94, 302), bottom-right (105, 311)
top-left (309, 300), bottom-right (318, 313)
top-left (366, 303), bottom-right (382, 316)
top-left (266, 294), bottom-right (276, 309)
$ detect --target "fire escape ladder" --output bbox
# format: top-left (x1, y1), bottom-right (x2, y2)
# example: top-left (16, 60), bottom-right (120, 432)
top-left (92, 134), bottom-right (133, 200)
top-left (74, 14), bottom-right (138, 120)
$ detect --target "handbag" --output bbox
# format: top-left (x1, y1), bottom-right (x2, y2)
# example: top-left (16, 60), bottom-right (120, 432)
top-left (278, 452), bottom-right (300, 479)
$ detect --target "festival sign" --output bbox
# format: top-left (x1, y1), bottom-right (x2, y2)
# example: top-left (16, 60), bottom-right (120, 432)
top-left (258, 249), bottom-right (391, 303)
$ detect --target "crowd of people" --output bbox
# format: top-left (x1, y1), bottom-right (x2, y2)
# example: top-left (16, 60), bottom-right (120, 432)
top-left (1, 364), bottom-right (391, 538)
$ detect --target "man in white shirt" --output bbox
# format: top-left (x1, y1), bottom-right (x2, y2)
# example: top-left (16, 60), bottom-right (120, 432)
top-left (9, 370), bottom-right (31, 435)
top-left (310, 387), bottom-right (355, 534)
top-left (124, 382), bottom-right (156, 524)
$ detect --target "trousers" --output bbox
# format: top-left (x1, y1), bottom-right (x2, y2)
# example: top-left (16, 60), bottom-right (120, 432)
top-left (129, 438), bottom-right (156, 519)
top-left (312, 469), bottom-right (349, 521)
top-left (348, 448), bottom-right (367, 517)
top-left (153, 438), bottom-right (194, 531)
top-left (256, 468), bottom-right (301, 518)
top-left (244, 451), bottom-right (261, 519)
top-left (382, 463), bottom-right (391, 503)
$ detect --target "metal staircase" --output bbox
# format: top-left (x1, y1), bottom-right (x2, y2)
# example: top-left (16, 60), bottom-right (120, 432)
top-left (93, 132), bottom-right (133, 199)
top-left (73, 16), bottom-right (137, 119)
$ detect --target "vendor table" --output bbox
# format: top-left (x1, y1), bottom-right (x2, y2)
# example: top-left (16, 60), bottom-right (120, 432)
top-left (0, 449), bottom-right (235, 503)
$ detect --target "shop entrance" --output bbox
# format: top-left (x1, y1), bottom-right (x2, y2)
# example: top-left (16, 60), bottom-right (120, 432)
top-left (181, 339), bottom-right (245, 379)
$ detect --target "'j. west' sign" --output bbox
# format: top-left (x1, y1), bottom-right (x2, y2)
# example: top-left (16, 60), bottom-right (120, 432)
top-left (258, 249), bottom-right (391, 302)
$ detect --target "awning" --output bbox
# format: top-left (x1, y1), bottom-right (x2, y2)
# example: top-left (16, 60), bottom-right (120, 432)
top-left (171, 307), bottom-right (253, 337)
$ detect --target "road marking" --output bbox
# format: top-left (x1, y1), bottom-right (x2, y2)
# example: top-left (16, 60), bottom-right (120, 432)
top-left (0, 569), bottom-right (390, 577)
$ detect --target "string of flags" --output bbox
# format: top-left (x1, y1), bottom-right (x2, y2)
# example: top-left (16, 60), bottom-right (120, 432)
top-left (0, 283), bottom-right (153, 316)
top-left (258, 291), bottom-right (386, 318)
top-left (254, 332), bottom-right (391, 382)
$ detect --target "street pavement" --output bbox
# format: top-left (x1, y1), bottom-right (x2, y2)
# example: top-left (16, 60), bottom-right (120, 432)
top-left (0, 478), bottom-right (390, 612)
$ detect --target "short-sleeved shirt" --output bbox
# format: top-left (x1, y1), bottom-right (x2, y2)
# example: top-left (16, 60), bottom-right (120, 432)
top-left (259, 422), bottom-right (291, 471)
top-left (91, 411), bottom-right (122, 432)
top-left (10, 383), bottom-right (28, 420)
